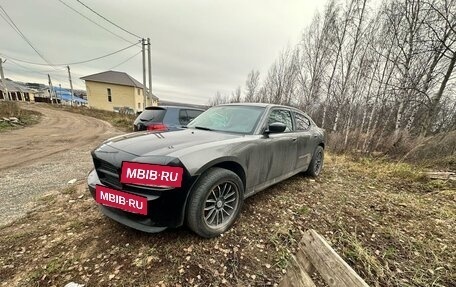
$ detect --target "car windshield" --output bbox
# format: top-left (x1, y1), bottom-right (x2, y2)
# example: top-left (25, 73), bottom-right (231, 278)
top-left (187, 105), bottom-right (265, 134)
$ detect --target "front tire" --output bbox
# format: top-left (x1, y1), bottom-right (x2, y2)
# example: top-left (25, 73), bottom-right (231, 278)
top-left (306, 146), bottom-right (324, 177)
top-left (186, 168), bottom-right (244, 238)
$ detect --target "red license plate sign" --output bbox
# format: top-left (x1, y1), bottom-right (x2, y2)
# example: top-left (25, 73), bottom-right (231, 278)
top-left (120, 162), bottom-right (183, 188)
top-left (95, 185), bottom-right (148, 215)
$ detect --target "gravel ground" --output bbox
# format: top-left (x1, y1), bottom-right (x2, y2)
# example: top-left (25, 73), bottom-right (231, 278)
top-left (0, 104), bottom-right (120, 226)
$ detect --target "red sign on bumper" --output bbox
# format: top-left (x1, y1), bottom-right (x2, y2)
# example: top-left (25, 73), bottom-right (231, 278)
top-left (95, 185), bottom-right (148, 215)
top-left (120, 161), bottom-right (183, 188)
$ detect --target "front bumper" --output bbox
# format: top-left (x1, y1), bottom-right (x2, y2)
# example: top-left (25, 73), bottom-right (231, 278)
top-left (87, 169), bottom-right (190, 233)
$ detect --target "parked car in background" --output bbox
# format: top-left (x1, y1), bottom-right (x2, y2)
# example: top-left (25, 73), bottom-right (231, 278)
top-left (88, 103), bottom-right (325, 237)
top-left (133, 106), bottom-right (205, 132)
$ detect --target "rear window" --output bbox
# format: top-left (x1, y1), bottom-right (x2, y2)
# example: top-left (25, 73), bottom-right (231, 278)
top-left (138, 108), bottom-right (166, 122)
top-left (179, 109), bottom-right (203, 125)
top-left (187, 109), bottom-right (203, 120)
top-left (294, 112), bottom-right (311, 130)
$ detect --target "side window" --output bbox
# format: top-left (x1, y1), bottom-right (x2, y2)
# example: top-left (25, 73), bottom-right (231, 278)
top-left (268, 109), bottom-right (293, 132)
top-left (294, 112), bottom-right (311, 130)
top-left (179, 109), bottom-right (190, 125)
top-left (187, 109), bottom-right (203, 122)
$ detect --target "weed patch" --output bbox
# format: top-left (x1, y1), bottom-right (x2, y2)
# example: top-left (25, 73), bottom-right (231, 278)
top-left (0, 155), bottom-right (454, 286)
top-left (0, 102), bottom-right (41, 132)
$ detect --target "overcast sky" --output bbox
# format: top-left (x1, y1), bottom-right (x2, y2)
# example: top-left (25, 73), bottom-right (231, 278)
top-left (0, 0), bottom-right (326, 105)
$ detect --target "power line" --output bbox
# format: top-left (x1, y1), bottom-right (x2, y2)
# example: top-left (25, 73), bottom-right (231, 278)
top-left (108, 50), bottom-right (142, 70)
top-left (5, 64), bottom-right (83, 88)
top-left (4, 55), bottom-right (87, 87)
top-left (4, 60), bottom-right (73, 86)
top-left (5, 67), bottom-right (67, 83)
top-left (0, 41), bottom-right (140, 66)
top-left (5, 58), bottom-right (66, 75)
top-left (75, 0), bottom-right (142, 39)
top-left (0, 5), bottom-right (56, 68)
top-left (56, 0), bottom-right (137, 45)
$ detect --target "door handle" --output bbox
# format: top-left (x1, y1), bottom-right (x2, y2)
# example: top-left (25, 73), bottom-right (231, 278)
top-left (292, 138), bottom-right (297, 142)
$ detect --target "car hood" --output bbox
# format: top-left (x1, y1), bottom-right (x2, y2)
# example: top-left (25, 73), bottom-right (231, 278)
top-left (100, 129), bottom-right (241, 158)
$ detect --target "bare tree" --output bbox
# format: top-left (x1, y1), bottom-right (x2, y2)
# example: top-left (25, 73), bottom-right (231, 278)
top-left (297, 0), bottom-right (338, 116)
top-left (419, 0), bottom-right (456, 136)
top-left (233, 0), bottom-right (456, 155)
top-left (244, 70), bottom-right (260, 102)
top-left (230, 86), bottom-right (242, 103)
top-left (262, 47), bottom-right (300, 105)
top-left (320, 0), bottom-right (357, 129)
top-left (208, 91), bottom-right (229, 106)
top-left (331, 0), bottom-right (369, 132)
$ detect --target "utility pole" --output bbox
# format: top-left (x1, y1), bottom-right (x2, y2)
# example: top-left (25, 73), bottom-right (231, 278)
top-left (48, 74), bottom-right (55, 104)
top-left (141, 38), bottom-right (147, 110)
top-left (147, 38), bottom-right (152, 103)
top-left (0, 58), bottom-right (10, 101)
top-left (67, 65), bottom-right (74, 107)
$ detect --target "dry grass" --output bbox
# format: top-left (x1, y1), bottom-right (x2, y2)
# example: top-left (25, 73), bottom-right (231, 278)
top-left (0, 101), bottom-right (41, 132)
top-left (328, 129), bottom-right (456, 171)
top-left (0, 155), bottom-right (454, 286)
top-left (46, 104), bottom-right (136, 132)
top-left (404, 131), bottom-right (456, 171)
top-left (0, 101), bottom-right (21, 117)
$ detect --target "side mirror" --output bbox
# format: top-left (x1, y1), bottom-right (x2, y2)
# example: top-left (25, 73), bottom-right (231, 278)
top-left (265, 122), bottom-right (287, 134)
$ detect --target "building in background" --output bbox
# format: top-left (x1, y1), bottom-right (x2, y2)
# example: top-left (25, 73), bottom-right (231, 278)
top-left (0, 79), bottom-right (31, 101)
top-left (0, 79), bottom-right (85, 105)
top-left (81, 71), bottom-right (158, 114)
top-left (54, 86), bottom-right (87, 106)
top-left (28, 87), bottom-right (50, 103)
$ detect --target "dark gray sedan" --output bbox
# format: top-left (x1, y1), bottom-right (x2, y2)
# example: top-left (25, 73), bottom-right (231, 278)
top-left (87, 103), bottom-right (325, 237)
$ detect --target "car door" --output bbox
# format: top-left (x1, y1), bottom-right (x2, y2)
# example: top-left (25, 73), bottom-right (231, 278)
top-left (293, 112), bottom-right (314, 170)
top-left (262, 108), bottom-right (298, 181)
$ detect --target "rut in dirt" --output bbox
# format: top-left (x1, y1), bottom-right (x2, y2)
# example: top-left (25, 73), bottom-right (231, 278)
top-left (0, 103), bottom-right (122, 226)
top-left (0, 103), bottom-right (119, 170)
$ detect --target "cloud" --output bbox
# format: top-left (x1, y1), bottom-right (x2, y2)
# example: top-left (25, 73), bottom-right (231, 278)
top-left (0, 0), bottom-right (325, 105)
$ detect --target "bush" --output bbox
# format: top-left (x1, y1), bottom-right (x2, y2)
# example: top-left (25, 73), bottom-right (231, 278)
top-left (403, 131), bottom-right (456, 170)
top-left (327, 129), bottom-right (456, 169)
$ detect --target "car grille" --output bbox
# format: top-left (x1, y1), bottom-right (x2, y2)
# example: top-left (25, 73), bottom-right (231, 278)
top-left (93, 158), bottom-right (123, 190)
top-left (93, 157), bottom-right (175, 193)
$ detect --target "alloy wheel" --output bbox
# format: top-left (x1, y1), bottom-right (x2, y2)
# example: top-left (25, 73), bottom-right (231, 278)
top-left (203, 181), bottom-right (239, 228)
top-left (314, 150), bottom-right (323, 175)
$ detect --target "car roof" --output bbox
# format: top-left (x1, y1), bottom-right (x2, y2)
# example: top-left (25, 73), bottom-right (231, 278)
top-left (217, 103), bottom-right (313, 121)
top-left (218, 103), bottom-right (270, 108)
top-left (218, 102), bottom-right (305, 112)
top-left (145, 105), bottom-right (205, 111)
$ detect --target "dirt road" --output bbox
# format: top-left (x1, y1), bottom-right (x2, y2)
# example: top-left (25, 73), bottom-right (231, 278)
top-left (0, 103), bottom-right (118, 170)
top-left (0, 103), bottom-right (121, 225)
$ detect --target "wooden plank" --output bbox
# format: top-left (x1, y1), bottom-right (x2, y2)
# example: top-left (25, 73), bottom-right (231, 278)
top-left (279, 250), bottom-right (316, 287)
top-left (294, 248), bottom-right (316, 275)
top-left (300, 229), bottom-right (370, 287)
top-left (424, 171), bottom-right (456, 180)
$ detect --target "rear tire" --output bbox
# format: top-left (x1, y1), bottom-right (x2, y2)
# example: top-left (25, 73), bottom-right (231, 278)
top-left (186, 168), bottom-right (244, 238)
top-left (306, 146), bottom-right (324, 177)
